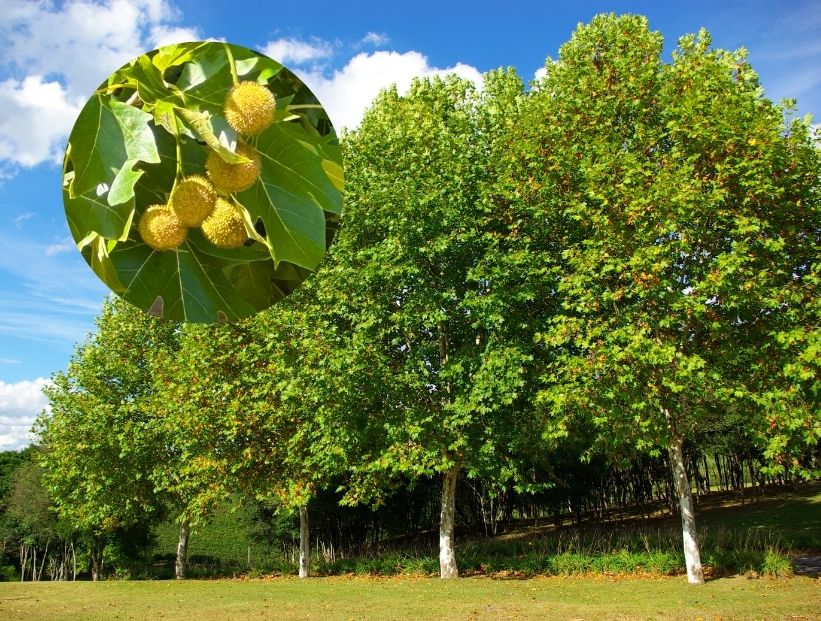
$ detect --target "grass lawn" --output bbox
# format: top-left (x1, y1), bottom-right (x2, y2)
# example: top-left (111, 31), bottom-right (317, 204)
top-left (1, 575), bottom-right (818, 621)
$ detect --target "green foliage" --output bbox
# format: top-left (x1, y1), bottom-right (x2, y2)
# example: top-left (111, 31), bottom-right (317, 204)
top-left (35, 297), bottom-right (178, 536)
top-left (761, 547), bottom-right (794, 577)
top-left (27, 13), bottom-right (821, 585)
top-left (63, 42), bottom-right (343, 322)
top-left (521, 13), bottom-right (820, 473)
top-left (322, 70), bottom-right (551, 508)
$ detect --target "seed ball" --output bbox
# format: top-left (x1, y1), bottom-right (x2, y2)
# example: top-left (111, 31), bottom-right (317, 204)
top-left (224, 81), bottom-right (276, 136)
top-left (206, 142), bottom-right (261, 193)
top-left (138, 205), bottom-right (187, 250)
top-left (201, 198), bottom-right (247, 249)
top-left (170, 175), bottom-right (217, 227)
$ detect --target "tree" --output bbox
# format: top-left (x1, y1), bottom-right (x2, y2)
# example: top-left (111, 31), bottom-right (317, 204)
top-left (525, 14), bottom-right (820, 583)
top-left (36, 297), bottom-right (179, 579)
top-left (150, 282), bottom-right (357, 578)
top-left (323, 72), bottom-right (545, 578)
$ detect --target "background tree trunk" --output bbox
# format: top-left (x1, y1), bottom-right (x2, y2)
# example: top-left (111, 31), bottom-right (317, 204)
top-left (668, 431), bottom-right (705, 584)
top-left (298, 505), bottom-right (309, 578)
top-left (175, 516), bottom-right (190, 580)
top-left (90, 541), bottom-right (103, 582)
top-left (439, 465), bottom-right (459, 578)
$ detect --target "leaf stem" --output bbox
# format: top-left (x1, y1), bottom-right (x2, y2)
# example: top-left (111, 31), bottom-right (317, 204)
top-left (224, 43), bottom-right (239, 86)
top-left (95, 83), bottom-right (130, 94)
top-left (172, 114), bottom-right (184, 180)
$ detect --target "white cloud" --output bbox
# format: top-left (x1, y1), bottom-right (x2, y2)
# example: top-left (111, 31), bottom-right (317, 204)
top-left (0, 0), bottom-right (198, 170)
top-left (360, 32), bottom-right (389, 47)
top-left (297, 51), bottom-right (483, 131)
top-left (261, 37), bottom-right (334, 66)
top-left (0, 359), bottom-right (22, 365)
top-left (149, 25), bottom-right (201, 49)
top-left (0, 76), bottom-right (83, 167)
top-left (45, 237), bottom-right (77, 256)
top-left (0, 378), bottom-right (50, 450)
top-left (533, 66), bottom-right (548, 82)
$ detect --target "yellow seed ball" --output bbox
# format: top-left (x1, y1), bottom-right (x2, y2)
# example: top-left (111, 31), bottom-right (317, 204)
top-left (170, 175), bottom-right (217, 227)
top-left (201, 198), bottom-right (247, 249)
top-left (206, 142), bottom-right (261, 193)
top-left (137, 205), bottom-right (187, 250)
top-left (224, 81), bottom-right (276, 136)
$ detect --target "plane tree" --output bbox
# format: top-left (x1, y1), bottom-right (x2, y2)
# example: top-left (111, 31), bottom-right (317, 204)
top-left (35, 297), bottom-right (179, 579)
top-left (322, 71), bottom-right (547, 578)
top-left (525, 14), bottom-right (820, 584)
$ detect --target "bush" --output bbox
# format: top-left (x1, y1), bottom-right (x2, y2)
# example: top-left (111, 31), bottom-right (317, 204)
top-left (0, 565), bottom-right (19, 581)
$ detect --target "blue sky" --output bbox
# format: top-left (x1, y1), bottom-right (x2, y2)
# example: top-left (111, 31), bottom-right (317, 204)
top-left (0, 0), bottom-right (819, 449)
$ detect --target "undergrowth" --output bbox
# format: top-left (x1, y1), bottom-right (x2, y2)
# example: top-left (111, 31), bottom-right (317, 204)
top-left (135, 525), bottom-right (796, 579)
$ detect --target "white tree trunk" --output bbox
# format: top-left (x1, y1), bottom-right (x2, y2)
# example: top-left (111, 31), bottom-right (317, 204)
top-left (175, 516), bottom-right (190, 580)
top-left (298, 505), bottom-right (310, 578)
top-left (669, 432), bottom-right (705, 584)
top-left (439, 465), bottom-right (459, 579)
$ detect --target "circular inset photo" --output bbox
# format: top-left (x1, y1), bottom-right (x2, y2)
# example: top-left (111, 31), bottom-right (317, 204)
top-left (62, 42), bottom-right (343, 323)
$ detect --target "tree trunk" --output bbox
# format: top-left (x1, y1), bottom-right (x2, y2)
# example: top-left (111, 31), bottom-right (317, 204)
top-left (668, 432), bottom-right (705, 584)
top-left (175, 516), bottom-right (190, 580)
top-left (439, 465), bottom-right (459, 578)
top-left (298, 505), bottom-right (310, 578)
top-left (90, 541), bottom-right (103, 582)
top-left (38, 538), bottom-right (49, 581)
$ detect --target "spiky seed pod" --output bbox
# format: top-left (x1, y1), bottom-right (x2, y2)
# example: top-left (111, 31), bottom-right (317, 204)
top-left (138, 205), bottom-right (187, 250)
top-left (170, 175), bottom-right (217, 227)
top-left (201, 198), bottom-right (247, 249)
top-left (206, 142), bottom-right (261, 193)
top-left (224, 81), bottom-right (276, 136)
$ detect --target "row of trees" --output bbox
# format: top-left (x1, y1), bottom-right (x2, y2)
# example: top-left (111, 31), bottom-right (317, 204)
top-left (31, 14), bottom-right (820, 584)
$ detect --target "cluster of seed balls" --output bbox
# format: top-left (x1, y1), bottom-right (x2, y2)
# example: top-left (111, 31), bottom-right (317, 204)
top-left (137, 81), bottom-right (276, 251)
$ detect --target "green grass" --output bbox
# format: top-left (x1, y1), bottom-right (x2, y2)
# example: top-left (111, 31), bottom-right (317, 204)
top-left (1, 575), bottom-right (818, 621)
top-left (694, 482), bottom-right (821, 549)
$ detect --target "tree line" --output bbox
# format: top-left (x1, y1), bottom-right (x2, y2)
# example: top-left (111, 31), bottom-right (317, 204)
top-left (4, 14), bottom-right (819, 584)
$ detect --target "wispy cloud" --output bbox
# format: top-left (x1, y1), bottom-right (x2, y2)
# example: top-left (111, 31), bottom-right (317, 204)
top-left (0, 228), bottom-right (106, 347)
top-left (14, 211), bottom-right (33, 228)
top-left (360, 32), bottom-right (390, 47)
top-left (45, 237), bottom-right (76, 257)
top-left (714, 1), bottom-right (821, 118)
top-left (261, 37), bottom-right (334, 66)
top-left (0, 358), bottom-right (22, 365)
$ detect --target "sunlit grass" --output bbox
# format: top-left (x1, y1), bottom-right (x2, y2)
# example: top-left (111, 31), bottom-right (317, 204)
top-left (1, 575), bottom-right (819, 621)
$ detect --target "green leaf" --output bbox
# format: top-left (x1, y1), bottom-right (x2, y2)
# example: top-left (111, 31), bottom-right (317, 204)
top-left (151, 42), bottom-right (204, 73)
top-left (87, 234), bottom-right (127, 293)
top-left (64, 42), bottom-right (342, 322)
top-left (65, 183), bottom-right (135, 246)
top-left (224, 260), bottom-right (286, 309)
top-left (108, 159), bottom-right (144, 206)
top-left (238, 123), bottom-right (343, 269)
top-left (110, 238), bottom-right (262, 322)
top-left (129, 54), bottom-right (173, 105)
top-left (69, 96), bottom-right (160, 199)
top-left (176, 108), bottom-right (250, 164)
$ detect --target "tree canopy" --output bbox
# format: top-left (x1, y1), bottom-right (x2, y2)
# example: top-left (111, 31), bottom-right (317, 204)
top-left (30, 14), bottom-right (820, 584)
